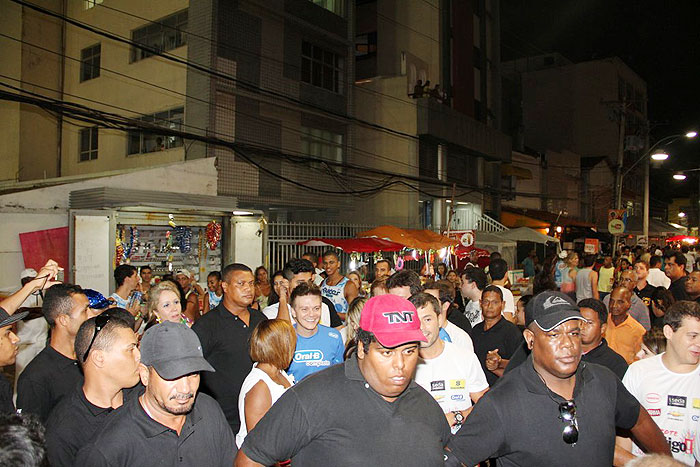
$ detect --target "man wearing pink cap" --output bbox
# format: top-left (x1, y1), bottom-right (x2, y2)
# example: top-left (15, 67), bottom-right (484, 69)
top-left (235, 294), bottom-right (451, 466)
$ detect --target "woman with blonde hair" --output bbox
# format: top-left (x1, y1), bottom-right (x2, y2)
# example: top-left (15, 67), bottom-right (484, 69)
top-left (145, 280), bottom-right (192, 329)
top-left (342, 296), bottom-right (367, 356)
top-left (560, 251), bottom-right (578, 297)
top-left (236, 319), bottom-right (296, 448)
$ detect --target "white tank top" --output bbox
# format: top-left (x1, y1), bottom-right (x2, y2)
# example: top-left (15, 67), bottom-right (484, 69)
top-left (236, 364), bottom-right (294, 448)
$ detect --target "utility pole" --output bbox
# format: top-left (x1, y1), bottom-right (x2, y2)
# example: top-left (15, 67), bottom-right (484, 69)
top-left (612, 99), bottom-right (627, 255)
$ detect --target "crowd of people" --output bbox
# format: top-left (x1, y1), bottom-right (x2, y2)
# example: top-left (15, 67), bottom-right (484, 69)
top-left (0, 242), bottom-right (698, 466)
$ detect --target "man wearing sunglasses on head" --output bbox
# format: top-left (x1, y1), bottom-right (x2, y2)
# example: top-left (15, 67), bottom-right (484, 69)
top-left (74, 321), bottom-right (235, 466)
top-left (444, 291), bottom-right (670, 467)
top-left (45, 309), bottom-right (141, 467)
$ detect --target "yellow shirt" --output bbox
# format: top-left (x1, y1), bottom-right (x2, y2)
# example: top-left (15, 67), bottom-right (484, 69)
top-left (605, 314), bottom-right (646, 364)
top-left (598, 266), bottom-right (615, 293)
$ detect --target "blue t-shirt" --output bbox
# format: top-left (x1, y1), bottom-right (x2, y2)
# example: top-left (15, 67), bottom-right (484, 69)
top-left (288, 325), bottom-right (344, 381)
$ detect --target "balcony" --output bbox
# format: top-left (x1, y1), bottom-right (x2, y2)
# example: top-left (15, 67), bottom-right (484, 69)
top-left (416, 98), bottom-right (511, 162)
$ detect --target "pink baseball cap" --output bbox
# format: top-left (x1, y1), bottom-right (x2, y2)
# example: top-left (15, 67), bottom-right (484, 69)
top-left (359, 295), bottom-right (427, 348)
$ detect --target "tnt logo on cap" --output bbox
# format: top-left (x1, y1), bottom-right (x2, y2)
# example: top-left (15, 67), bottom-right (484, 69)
top-left (359, 295), bottom-right (427, 348)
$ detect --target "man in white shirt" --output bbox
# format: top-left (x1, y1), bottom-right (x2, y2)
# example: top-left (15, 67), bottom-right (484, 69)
top-left (423, 281), bottom-right (474, 355)
top-left (647, 255), bottom-right (671, 289)
top-left (460, 268), bottom-right (487, 327)
top-left (488, 259), bottom-right (516, 321)
top-left (620, 301), bottom-right (700, 465)
top-left (411, 293), bottom-right (488, 434)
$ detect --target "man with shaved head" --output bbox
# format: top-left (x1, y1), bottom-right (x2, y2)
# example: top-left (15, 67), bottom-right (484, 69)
top-left (604, 287), bottom-right (646, 364)
top-left (603, 269), bottom-right (651, 331)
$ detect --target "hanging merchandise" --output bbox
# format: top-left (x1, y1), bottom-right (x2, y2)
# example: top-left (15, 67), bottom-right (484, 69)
top-left (206, 220), bottom-right (222, 250)
top-left (165, 230), bottom-right (173, 252)
top-left (174, 226), bottom-right (193, 253)
top-left (115, 228), bottom-right (125, 266)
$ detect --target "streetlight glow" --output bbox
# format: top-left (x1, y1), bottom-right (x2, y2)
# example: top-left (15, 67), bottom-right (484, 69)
top-left (651, 151), bottom-right (669, 161)
top-left (686, 131), bottom-right (698, 138)
top-left (678, 212), bottom-right (686, 218)
top-left (673, 173), bottom-right (687, 181)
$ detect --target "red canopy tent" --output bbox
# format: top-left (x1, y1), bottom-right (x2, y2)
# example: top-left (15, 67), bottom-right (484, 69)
top-left (666, 235), bottom-right (698, 244)
top-left (296, 237), bottom-right (405, 253)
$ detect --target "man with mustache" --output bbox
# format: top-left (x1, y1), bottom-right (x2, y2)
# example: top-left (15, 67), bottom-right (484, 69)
top-left (444, 291), bottom-right (669, 466)
top-left (74, 321), bottom-right (234, 466)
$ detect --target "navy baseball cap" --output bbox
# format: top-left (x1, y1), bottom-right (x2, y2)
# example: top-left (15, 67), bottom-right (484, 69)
top-left (525, 291), bottom-right (585, 331)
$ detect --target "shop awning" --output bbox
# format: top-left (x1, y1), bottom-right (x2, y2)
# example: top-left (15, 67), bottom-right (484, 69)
top-left (501, 206), bottom-right (594, 228)
top-left (501, 163), bottom-right (533, 180)
top-left (623, 216), bottom-right (687, 236)
top-left (296, 237), bottom-right (405, 253)
top-left (500, 226), bottom-right (560, 244)
top-left (666, 235), bottom-right (698, 244)
top-left (357, 225), bottom-right (458, 250)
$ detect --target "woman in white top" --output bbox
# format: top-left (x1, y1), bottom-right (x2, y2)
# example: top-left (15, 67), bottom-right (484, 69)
top-left (236, 319), bottom-right (296, 448)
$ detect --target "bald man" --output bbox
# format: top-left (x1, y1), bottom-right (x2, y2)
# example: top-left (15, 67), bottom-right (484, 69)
top-left (604, 287), bottom-right (646, 364)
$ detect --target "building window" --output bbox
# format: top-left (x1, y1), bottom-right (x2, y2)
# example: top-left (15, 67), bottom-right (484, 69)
top-left (301, 126), bottom-right (344, 170)
top-left (301, 42), bottom-right (343, 93)
top-left (131, 10), bottom-right (188, 62)
top-left (80, 44), bottom-right (101, 82)
top-left (473, 46), bottom-right (481, 70)
top-left (84, 0), bottom-right (103, 9)
top-left (127, 107), bottom-right (184, 155)
top-left (355, 32), bottom-right (377, 58)
top-left (309, 0), bottom-right (344, 16)
top-left (79, 127), bottom-right (98, 161)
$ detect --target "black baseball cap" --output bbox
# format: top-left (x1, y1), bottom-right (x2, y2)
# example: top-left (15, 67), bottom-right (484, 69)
top-left (525, 291), bottom-right (584, 331)
top-left (0, 307), bottom-right (28, 329)
top-left (140, 321), bottom-right (215, 379)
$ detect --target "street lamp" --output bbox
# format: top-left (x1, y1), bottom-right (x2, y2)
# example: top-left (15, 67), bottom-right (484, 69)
top-left (679, 212), bottom-right (686, 218)
top-left (673, 173), bottom-right (688, 181)
top-left (614, 131), bottom-right (697, 250)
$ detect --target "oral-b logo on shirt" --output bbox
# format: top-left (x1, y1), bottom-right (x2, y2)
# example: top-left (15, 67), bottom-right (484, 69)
top-left (451, 394), bottom-right (465, 401)
top-left (668, 395), bottom-right (687, 408)
top-left (294, 350), bottom-right (323, 362)
top-left (383, 311), bottom-right (414, 324)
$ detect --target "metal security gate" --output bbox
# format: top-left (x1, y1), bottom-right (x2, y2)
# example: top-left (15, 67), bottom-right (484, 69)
top-left (267, 222), bottom-right (371, 273)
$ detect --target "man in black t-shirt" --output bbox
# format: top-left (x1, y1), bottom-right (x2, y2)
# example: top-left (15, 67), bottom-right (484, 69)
top-left (471, 286), bottom-right (522, 386)
top-left (192, 263), bottom-right (267, 433)
top-left (17, 284), bottom-right (91, 422)
top-left (665, 251), bottom-right (690, 301)
top-left (633, 260), bottom-right (657, 326)
top-left (74, 322), bottom-right (234, 466)
top-left (236, 294), bottom-right (450, 466)
top-left (444, 291), bottom-right (670, 466)
top-left (577, 298), bottom-right (628, 379)
top-left (46, 310), bottom-right (141, 466)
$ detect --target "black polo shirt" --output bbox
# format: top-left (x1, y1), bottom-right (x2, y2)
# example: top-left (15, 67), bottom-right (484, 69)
top-left (669, 276), bottom-right (690, 301)
top-left (16, 344), bottom-right (83, 422)
top-left (45, 383), bottom-right (143, 467)
top-left (0, 373), bottom-right (14, 414)
top-left (446, 356), bottom-right (640, 466)
top-left (242, 354), bottom-right (451, 466)
top-left (192, 303), bottom-right (266, 432)
top-left (73, 392), bottom-right (235, 466)
top-left (471, 317), bottom-right (523, 386)
top-left (581, 338), bottom-right (628, 380)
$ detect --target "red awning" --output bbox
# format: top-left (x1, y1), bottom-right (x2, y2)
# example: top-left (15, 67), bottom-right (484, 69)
top-left (297, 237), bottom-right (405, 253)
top-left (666, 235), bottom-right (698, 243)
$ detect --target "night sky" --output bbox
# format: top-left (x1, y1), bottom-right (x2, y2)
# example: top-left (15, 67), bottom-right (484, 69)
top-left (501, 0), bottom-right (700, 200)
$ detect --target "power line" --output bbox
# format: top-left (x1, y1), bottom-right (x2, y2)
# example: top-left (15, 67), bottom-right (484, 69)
top-left (0, 82), bottom-right (574, 200)
top-left (92, 0), bottom-right (426, 111)
top-left (0, 33), bottom-right (426, 174)
top-left (11, 0), bottom-right (426, 144)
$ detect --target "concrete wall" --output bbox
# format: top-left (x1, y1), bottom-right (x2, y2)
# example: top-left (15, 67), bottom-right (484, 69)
top-left (0, 1), bottom-right (22, 183)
